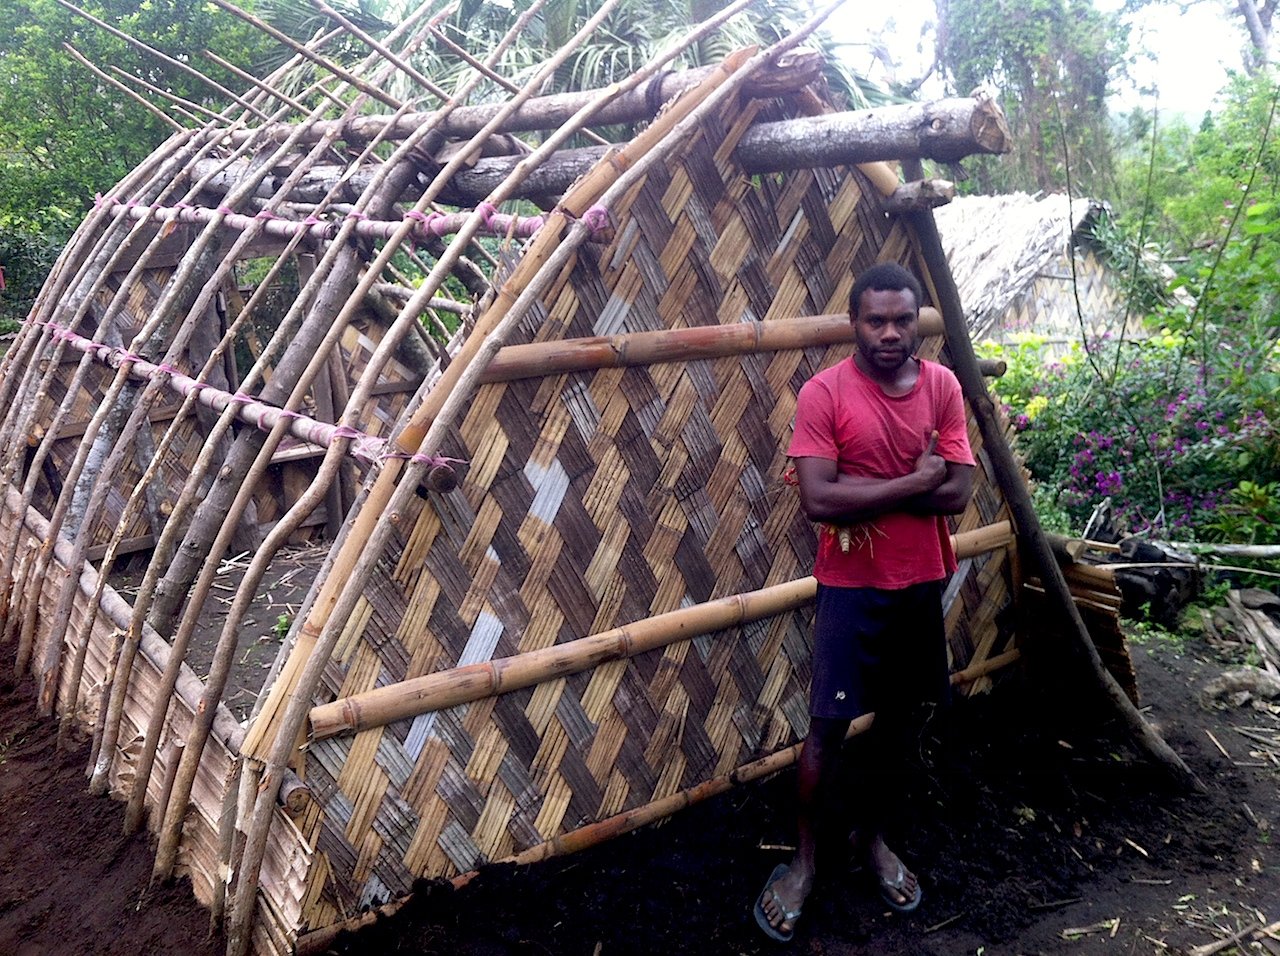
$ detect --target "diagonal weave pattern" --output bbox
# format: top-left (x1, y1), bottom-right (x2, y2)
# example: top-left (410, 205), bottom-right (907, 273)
top-left (296, 94), bottom-right (1019, 927)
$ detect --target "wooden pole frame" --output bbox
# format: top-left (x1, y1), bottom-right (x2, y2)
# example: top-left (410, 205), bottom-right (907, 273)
top-left (900, 173), bottom-right (1199, 790)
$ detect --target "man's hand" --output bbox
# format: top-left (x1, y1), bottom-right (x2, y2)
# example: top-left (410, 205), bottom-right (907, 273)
top-left (913, 429), bottom-right (946, 490)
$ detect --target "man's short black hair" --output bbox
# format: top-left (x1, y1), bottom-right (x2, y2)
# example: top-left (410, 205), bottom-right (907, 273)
top-left (849, 262), bottom-right (924, 316)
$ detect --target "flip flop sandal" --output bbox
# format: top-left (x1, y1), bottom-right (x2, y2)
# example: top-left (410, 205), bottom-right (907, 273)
top-left (877, 861), bottom-right (923, 914)
top-left (753, 863), bottom-right (802, 942)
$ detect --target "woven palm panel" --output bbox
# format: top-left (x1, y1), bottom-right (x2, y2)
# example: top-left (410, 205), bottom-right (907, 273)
top-left (295, 98), bottom-right (1021, 924)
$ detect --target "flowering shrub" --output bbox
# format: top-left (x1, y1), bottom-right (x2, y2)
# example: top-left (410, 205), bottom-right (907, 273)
top-left (980, 331), bottom-right (1279, 542)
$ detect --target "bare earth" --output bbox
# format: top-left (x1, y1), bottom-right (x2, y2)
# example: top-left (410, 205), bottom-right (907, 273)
top-left (0, 625), bottom-right (1277, 956)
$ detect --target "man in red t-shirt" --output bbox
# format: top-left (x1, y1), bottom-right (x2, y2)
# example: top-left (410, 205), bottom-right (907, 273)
top-left (756, 263), bottom-right (975, 941)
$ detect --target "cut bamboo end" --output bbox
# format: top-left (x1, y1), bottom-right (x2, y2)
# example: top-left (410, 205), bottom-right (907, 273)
top-left (977, 358), bottom-right (1007, 378)
top-left (857, 161), bottom-right (900, 197)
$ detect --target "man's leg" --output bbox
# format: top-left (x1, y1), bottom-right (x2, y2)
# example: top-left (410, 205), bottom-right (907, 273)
top-left (848, 702), bottom-right (931, 909)
top-left (760, 715), bottom-right (850, 936)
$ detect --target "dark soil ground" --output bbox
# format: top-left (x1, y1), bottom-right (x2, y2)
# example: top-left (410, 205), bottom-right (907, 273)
top-left (0, 623), bottom-right (1277, 956)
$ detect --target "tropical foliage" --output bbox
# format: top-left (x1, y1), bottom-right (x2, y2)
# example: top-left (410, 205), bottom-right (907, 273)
top-left (0, 0), bottom-right (274, 326)
top-left (981, 73), bottom-right (1280, 552)
top-left (933, 0), bottom-right (1129, 195)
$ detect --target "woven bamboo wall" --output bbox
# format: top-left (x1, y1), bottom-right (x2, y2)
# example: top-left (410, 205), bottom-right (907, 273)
top-left (292, 94), bottom-right (1019, 929)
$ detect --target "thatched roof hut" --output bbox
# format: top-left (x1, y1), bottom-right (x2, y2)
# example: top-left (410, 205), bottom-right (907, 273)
top-left (0, 6), bottom-right (1184, 955)
top-left (935, 192), bottom-right (1146, 346)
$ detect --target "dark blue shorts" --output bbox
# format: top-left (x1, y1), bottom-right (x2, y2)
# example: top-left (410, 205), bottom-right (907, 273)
top-left (810, 581), bottom-right (950, 720)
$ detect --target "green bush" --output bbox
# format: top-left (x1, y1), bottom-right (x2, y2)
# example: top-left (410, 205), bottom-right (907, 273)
top-left (982, 331), bottom-right (1279, 542)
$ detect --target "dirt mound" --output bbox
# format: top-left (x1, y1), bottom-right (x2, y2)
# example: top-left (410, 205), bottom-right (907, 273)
top-left (0, 674), bottom-right (220, 956)
top-left (0, 637), bottom-right (1275, 956)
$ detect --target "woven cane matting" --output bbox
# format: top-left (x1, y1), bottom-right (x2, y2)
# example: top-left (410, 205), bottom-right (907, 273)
top-left (293, 91), bottom-right (1020, 928)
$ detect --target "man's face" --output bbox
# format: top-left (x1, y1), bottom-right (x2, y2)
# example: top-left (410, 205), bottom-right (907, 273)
top-left (852, 287), bottom-right (919, 373)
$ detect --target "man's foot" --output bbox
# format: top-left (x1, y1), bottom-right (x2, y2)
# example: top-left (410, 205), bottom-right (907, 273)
top-left (754, 862), bottom-right (812, 942)
top-left (868, 837), bottom-right (922, 913)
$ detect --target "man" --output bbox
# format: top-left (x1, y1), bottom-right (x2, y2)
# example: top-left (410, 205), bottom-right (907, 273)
top-left (755, 262), bottom-right (975, 942)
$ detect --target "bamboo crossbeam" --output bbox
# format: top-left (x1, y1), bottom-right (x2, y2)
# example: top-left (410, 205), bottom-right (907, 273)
top-left (949, 647), bottom-right (1021, 685)
top-left (479, 308), bottom-right (946, 383)
top-left (36, 321), bottom-right (451, 470)
top-left (95, 193), bottom-right (586, 246)
top-left (309, 521), bottom-right (1013, 739)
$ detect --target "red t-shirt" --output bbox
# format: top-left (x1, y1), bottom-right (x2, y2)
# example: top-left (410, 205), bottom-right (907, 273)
top-left (786, 357), bottom-right (975, 589)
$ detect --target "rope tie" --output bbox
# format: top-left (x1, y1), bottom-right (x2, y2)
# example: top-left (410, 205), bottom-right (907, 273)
top-left (582, 205), bottom-right (611, 236)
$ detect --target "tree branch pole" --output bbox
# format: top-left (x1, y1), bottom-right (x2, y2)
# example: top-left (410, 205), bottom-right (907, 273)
top-left (901, 184), bottom-right (1200, 790)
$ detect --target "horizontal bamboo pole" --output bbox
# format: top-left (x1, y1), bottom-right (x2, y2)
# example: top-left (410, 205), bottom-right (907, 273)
top-left (294, 714), bottom-right (875, 956)
top-left (309, 520), bottom-right (1013, 739)
top-left (479, 307), bottom-right (945, 383)
top-left (949, 647), bottom-right (1021, 685)
top-left (95, 194), bottom-right (584, 246)
top-left (37, 321), bottom-right (449, 469)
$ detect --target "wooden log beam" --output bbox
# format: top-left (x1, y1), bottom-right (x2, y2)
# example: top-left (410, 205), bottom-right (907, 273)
top-left (307, 521), bottom-right (1012, 740)
top-left (479, 308), bottom-right (945, 383)
top-left (736, 95), bottom-right (1012, 172)
top-left (193, 96), bottom-right (1011, 207)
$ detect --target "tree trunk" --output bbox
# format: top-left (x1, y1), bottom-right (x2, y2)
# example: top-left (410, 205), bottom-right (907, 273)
top-left (193, 95), bottom-right (1012, 206)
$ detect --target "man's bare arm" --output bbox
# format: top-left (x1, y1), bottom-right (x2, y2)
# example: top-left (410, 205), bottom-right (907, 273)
top-left (793, 437), bottom-right (945, 524)
top-left (904, 461), bottom-right (975, 515)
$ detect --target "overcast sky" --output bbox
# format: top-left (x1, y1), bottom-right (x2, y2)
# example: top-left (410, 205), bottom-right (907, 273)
top-left (827, 0), bottom-right (1242, 119)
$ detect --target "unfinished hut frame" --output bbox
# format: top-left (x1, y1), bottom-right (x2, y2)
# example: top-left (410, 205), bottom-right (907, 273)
top-left (0, 3), bottom-right (1190, 955)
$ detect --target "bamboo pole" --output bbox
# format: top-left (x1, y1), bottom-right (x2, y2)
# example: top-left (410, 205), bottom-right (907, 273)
top-left (480, 308), bottom-right (945, 382)
top-left (207, 0), bottom-right (401, 110)
top-left (901, 179), bottom-right (1199, 790)
top-left (311, 577), bottom-right (816, 739)
top-left (949, 648), bottom-right (1022, 685)
top-left (63, 44), bottom-right (188, 129)
top-left (309, 521), bottom-right (1011, 738)
top-left (95, 195), bottom-right (567, 246)
top-left (54, 0), bottom-right (271, 121)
